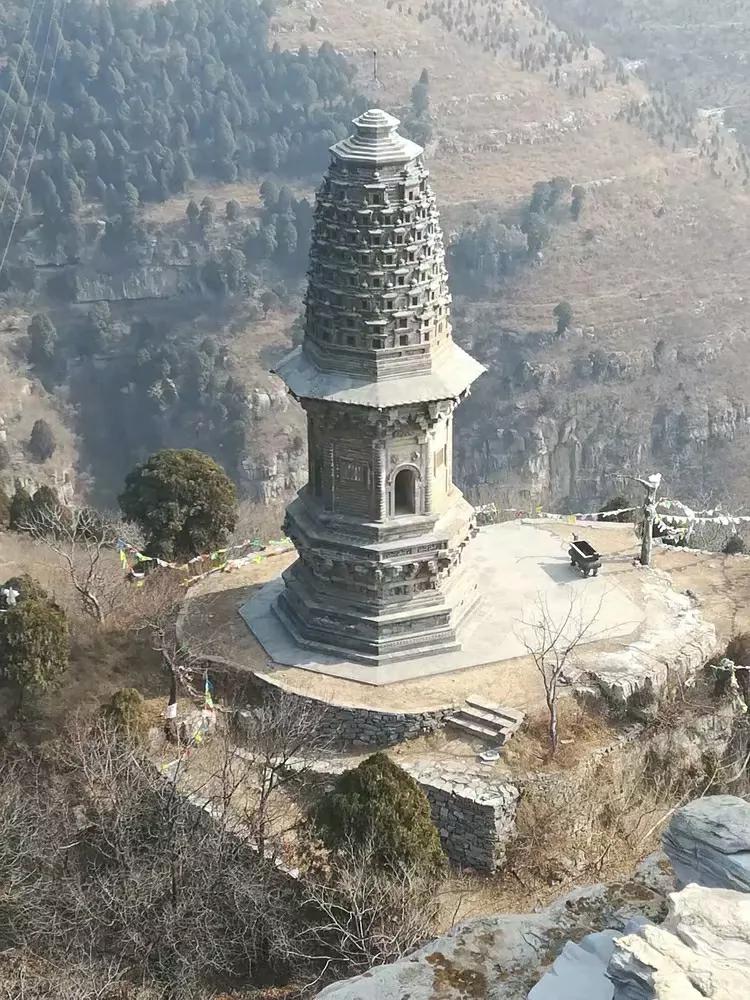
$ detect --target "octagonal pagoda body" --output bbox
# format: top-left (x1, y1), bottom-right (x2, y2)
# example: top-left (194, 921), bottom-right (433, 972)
top-left (273, 109), bottom-right (485, 665)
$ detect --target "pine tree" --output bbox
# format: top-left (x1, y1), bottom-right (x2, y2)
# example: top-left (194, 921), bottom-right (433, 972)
top-left (553, 300), bottom-right (573, 336)
top-left (28, 419), bottom-right (57, 462)
top-left (313, 753), bottom-right (446, 876)
top-left (571, 184), bottom-right (586, 220)
top-left (9, 483), bottom-right (34, 529)
top-left (173, 152), bottom-right (193, 191)
top-left (0, 577), bottom-right (69, 715)
top-left (186, 198), bottom-right (200, 224)
top-left (27, 314), bottom-right (57, 369)
top-left (119, 449), bottom-right (238, 560)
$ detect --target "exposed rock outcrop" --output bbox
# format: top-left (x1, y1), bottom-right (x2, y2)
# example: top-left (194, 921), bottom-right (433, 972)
top-left (574, 570), bottom-right (718, 713)
top-left (314, 869), bottom-right (669, 1000)
top-left (662, 795), bottom-right (750, 893)
top-left (73, 265), bottom-right (200, 302)
top-left (608, 884), bottom-right (750, 999)
top-left (528, 925), bottom-right (643, 1000)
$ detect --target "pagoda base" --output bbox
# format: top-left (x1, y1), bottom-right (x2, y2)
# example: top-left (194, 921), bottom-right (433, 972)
top-left (238, 522), bottom-right (647, 686)
top-left (269, 492), bottom-right (480, 665)
top-left (273, 558), bottom-right (480, 665)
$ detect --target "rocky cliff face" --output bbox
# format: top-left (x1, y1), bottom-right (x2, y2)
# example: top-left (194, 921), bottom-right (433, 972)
top-left (243, 322), bottom-right (750, 511)
top-left (453, 317), bottom-right (750, 510)
top-left (238, 384), bottom-right (307, 502)
top-left (72, 266), bottom-right (201, 303)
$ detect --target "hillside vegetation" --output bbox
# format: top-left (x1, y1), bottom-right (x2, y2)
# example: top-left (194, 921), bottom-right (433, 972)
top-left (2, 0), bottom-right (750, 512)
top-left (276, 0), bottom-right (750, 510)
top-left (0, 0), bottom-right (354, 502)
top-left (543, 0), bottom-right (750, 145)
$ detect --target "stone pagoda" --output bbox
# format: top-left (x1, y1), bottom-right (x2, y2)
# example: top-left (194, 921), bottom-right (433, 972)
top-left (268, 108), bottom-right (485, 667)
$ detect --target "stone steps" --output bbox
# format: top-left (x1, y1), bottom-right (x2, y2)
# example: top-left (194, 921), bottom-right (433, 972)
top-left (466, 697), bottom-right (525, 729)
top-left (445, 712), bottom-right (500, 741)
top-left (446, 696), bottom-right (525, 746)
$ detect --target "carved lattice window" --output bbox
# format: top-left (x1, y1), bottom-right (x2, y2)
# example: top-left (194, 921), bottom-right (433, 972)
top-left (338, 459), bottom-right (368, 483)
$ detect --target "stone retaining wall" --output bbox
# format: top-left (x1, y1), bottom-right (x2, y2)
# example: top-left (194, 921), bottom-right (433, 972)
top-left (194, 655), bottom-right (454, 748)
top-left (416, 774), bottom-right (520, 871)
top-left (254, 669), bottom-right (453, 747)
top-left (404, 763), bottom-right (520, 871)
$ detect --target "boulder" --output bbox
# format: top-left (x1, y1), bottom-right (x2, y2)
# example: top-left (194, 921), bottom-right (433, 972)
top-left (662, 795), bottom-right (750, 892)
top-left (608, 884), bottom-right (750, 999)
top-left (528, 925), bottom-right (643, 1000)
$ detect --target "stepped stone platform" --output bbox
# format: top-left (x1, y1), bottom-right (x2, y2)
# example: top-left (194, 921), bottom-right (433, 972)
top-left (446, 697), bottom-right (525, 744)
top-left (180, 520), bottom-right (718, 721)
top-left (240, 520), bottom-right (646, 685)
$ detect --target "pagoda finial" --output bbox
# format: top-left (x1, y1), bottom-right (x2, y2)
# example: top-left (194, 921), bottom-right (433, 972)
top-left (330, 107), bottom-right (423, 165)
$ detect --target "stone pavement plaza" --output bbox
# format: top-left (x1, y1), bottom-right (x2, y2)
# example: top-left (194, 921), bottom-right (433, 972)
top-left (240, 521), bottom-right (646, 686)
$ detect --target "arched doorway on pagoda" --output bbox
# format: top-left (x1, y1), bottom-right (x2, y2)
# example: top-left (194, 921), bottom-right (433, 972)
top-left (393, 466), bottom-right (419, 516)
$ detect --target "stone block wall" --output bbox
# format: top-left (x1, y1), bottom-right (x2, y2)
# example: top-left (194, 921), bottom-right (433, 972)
top-left (423, 783), bottom-right (518, 871)
top-left (404, 763), bottom-right (520, 872)
top-left (253, 670), bottom-right (453, 747)
top-left (194, 655), bottom-right (453, 748)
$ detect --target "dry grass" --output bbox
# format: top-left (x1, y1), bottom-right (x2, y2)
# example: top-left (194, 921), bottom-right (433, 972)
top-left (275, 0), bottom-right (653, 213)
top-left (275, 0), bottom-right (633, 122)
top-left (655, 545), bottom-right (750, 644)
top-left (0, 531), bottom-right (167, 742)
top-left (0, 352), bottom-right (80, 495)
top-left (502, 696), bottom-right (615, 770)
top-left (225, 304), bottom-right (299, 393)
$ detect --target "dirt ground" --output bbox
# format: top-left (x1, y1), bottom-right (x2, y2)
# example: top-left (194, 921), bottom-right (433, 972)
top-left (656, 545), bottom-right (750, 643)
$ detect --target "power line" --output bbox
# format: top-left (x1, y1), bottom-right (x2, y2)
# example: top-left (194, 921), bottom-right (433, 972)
top-left (0, 0), bottom-right (66, 286)
top-left (0, 0), bottom-right (54, 223)
top-left (0, 0), bottom-right (48, 168)
top-left (0, 0), bottom-right (44, 136)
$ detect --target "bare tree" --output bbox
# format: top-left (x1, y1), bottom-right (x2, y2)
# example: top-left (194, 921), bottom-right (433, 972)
top-left (0, 715), bottom-right (444, 995)
top-left (520, 593), bottom-right (604, 756)
top-left (0, 720), bottom-right (305, 989)
top-left (295, 836), bottom-right (442, 981)
top-left (128, 573), bottom-right (231, 744)
top-left (17, 503), bottom-right (140, 624)
top-left (0, 952), bottom-right (134, 1000)
top-left (625, 472), bottom-right (661, 566)
top-left (130, 571), bottom-right (193, 675)
top-left (234, 690), bottom-right (334, 859)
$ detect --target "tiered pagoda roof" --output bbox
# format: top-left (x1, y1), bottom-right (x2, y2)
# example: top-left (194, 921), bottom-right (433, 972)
top-left (275, 109), bottom-right (484, 408)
